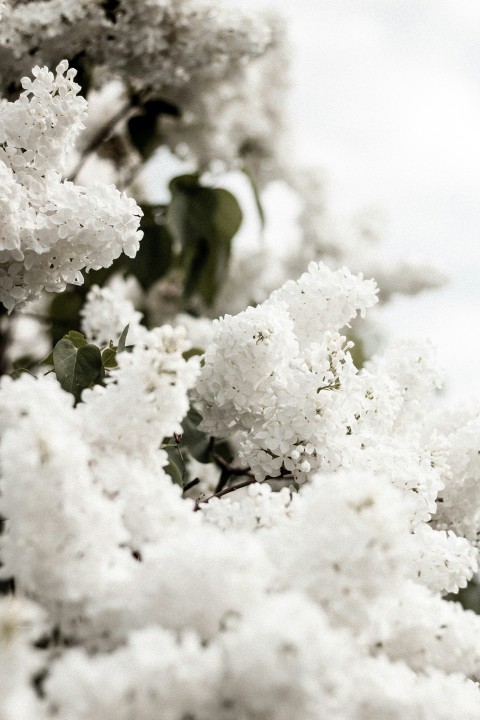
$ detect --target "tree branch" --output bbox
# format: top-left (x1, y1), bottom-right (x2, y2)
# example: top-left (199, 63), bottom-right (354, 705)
top-left (67, 97), bottom-right (142, 182)
top-left (212, 451), bottom-right (255, 479)
top-left (194, 478), bottom-right (258, 511)
top-left (195, 461), bottom-right (294, 511)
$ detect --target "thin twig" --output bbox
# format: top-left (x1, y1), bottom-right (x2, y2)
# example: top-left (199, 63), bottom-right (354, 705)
top-left (173, 432), bottom-right (187, 482)
top-left (214, 467), bottom-right (230, 494)
top-left (211, 451), bottom-right (255, 479)
top-left (196, 468), bottom-right (294, 511)
top-left (194, 478), bottom-right (258, 511)
top-left (182, 477), bottom-right (200, 494)
top-left (67, 97), bottom-right (142, 182)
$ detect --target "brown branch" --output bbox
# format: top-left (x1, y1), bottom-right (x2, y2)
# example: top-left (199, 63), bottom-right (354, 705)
top-left (182, 477), bottom-right (200, 494)
top-left (67, 96), bottom-right (145, 182)
top-left (214, 467), bottom-right (230, 494)
top-left (196, 467), bottom-right (294, 512)
top-left (194, 478), bottom-right (258, 511)
top-left (212, 451), bottom-right (255, 479)
top-left (0, 307), bottom-right (10, 377)
top-left (191, 437), bottom-right (295, 511)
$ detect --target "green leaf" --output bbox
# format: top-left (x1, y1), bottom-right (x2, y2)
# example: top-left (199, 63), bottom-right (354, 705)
top-left (49, 291), bottom-right (84, 345)
top-left (53, 338), bottom-right (103, 401)
top-left (40, 351), bottom-right (54, 366)
top-left (164, 445), bottom-right (184, 487)
top-left (62, 330), bottom-right (88, 348)
top-left (181, 407), bottom-right (211, 463)
top-left (10, 367), bottom-right (35, 380)
top-left (128, 99), bottom-right (180, 160)
top-left (182, 347), bottom-right (204, 361)
top-left (212, 438), bottom-right (234, 465)
top-left (446, 579), bottom-right (480, 614)
top-left (83, 206), bottom-right (173, 294)
top-left (345, 331), bottom-right (367, 370)
top-left (101, 346), bottom-right (117, 369)
top-left (83, 263), bottom-right (122, 292)
top-left (69, 51), bottom-right (92, 98)
top-left (124, 206), bottom-right (173, 290)
top-left (167, 175), bottom-right (242, 305)
top-left (117, 325), bottom-right (129, 353)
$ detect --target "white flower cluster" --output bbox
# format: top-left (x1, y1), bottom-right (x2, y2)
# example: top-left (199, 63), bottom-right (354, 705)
top-left (196, 262), bottom-right (480, 595)
top-left (420, 406), bottom-right (480, 551)
top-left (80, 282), bottom-right (146, 347)
top-left (0, 0), bottom-right (272, 96)
top-left (161, 10), bottom-right (291, 183)
top-left (0, 323), bottom-right (201, 635)
top-left (0, 61), bottom-right (143, 311)
top-left (2, 262), bottom-right (480, 717)
top-left (201, 482), bottom-right (293, 531)
top-left (82, 324), bottom-right (199, 457)
top-left (0, 1), bottom-right (284, 181)
top-left (0, 598), bottom-right (47, 720)
top-left (197, 261), bottom-right (378, 479)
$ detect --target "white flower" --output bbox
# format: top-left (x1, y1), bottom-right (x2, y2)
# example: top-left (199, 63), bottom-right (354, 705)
top-left (266, 261), bottom-right (378, 346)
top-left (80, 324), bottom-right (200, 455)
top-left (80, 283), bottom-right (146, 347)
top-left (0, 62), bottom-right (143, 311)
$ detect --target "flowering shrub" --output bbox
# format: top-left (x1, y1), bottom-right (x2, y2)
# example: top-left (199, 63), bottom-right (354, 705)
top-left (0, 2), bottom-right (479, 719)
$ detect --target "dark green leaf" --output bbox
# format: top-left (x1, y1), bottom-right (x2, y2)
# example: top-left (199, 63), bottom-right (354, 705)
top-left (69, 52), bottom-right (92, 98)
top-left (117, 325), bottom-right (129, 353)
top-left (49, 292), bottom-right (84, 345)
top-left (83, 263), bottom-right (122, 292)
top-left (167, 175), bottom-right (242, 305)
top-left (12, 356), bottom-right (34, 371)
top-left (128, 99), bottom-right (180, 160)
top-left (446, 580), bottom-right (480, 614)
top-left (40, 351), bottom-right (54, 366)
top-left (10, 367), bottom-right (35, 380)
top-left (147, 99), bottom-right (180, 117)
top-left (182, 347), bottom-right (205, 361)
top-left (83, 206), bottom-right (173, 293)
top-left (123, 206), bottom-right (173, 290)
top-left (53, 338), bottom-right (103, 401)
top-left (164, 445), bottom-right (184, 487)
top-left (181, 407), bottom-right (211, 463)
top-left (213, 438), bottom-right (234, 465)
top-left (62, 330), bottom-right (88, 348)
top-left (101, 346), bottom-right (118, 369)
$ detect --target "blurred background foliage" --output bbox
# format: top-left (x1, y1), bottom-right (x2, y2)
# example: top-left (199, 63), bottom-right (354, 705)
top-left (46, 171), bottom-right (243, 345)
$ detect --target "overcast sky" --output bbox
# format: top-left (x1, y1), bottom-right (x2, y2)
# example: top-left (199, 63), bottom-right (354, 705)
top-left (236, 0), bottom-right (480, 399)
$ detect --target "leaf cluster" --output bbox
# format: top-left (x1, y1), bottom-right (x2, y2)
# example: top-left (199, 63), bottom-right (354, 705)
top-left (44, 173), bottom-right (242, 347)
top-left (43, 325), bottom-right (130, 403)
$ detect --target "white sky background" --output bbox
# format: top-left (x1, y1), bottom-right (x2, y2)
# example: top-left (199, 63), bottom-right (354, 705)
top-left (235, 0), bottom-right (480, 399)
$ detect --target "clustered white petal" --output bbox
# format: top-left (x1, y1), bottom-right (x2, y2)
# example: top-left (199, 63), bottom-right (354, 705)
top-left (1, 10), bottom-right (480, 718)
top-left (0, 61), bottom-right (143, 311)
top-left (0, 0), bottom-right (282, 182)
top-left (80, 282), bottom-right (146, 347)
top-left (196, 262), bottom-right (378, 480)
top-left (2, 256), bottom-right (480, 718)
